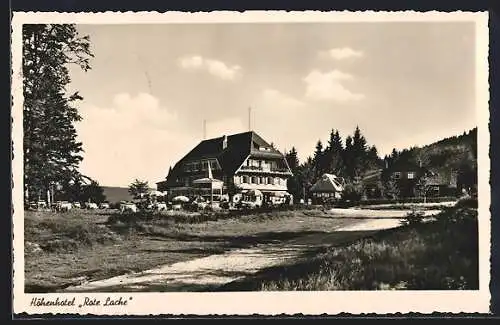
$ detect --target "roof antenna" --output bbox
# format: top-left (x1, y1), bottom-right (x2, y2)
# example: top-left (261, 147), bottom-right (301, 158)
top-left (248, 106), bottom-right (252, 131)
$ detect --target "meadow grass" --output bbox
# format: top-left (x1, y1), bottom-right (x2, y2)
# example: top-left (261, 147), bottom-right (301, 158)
top-left (24, 207), bottom-right (358, 292)
top-left (221, 206), bottom-right (478, 291)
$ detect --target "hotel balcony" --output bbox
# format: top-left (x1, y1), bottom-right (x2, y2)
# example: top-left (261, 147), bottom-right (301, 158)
top-left (239, 165), bottom-right (292, 175)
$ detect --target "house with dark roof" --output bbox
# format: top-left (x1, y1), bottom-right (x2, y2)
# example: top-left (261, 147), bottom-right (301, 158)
top-left (361, 163), bottom-right (458, 199)
top-left (156, 131), bottom-right (293, 200)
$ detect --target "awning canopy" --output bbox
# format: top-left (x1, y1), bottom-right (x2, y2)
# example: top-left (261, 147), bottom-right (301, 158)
top-left (192, 177), bottom-right (224, 189)
top-left (172, 195), bottom-right (190, 202)
top-left (242, 189), bottom-right (263, 197)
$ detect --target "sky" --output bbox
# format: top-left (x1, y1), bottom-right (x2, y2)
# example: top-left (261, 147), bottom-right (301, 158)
top-left (67, 22), bottom-right (477, 188)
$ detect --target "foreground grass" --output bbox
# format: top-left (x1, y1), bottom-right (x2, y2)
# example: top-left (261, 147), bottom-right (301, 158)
top-left (24, 208), bottom-right (360, 292)
top-left (220, 206), bottom-right (479, 291)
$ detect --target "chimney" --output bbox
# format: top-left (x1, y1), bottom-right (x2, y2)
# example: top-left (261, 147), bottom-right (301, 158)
top-left (223, 135), bottom-right (228, 149)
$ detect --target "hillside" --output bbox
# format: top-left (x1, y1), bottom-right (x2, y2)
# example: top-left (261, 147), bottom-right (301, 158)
top-left (101, 186), bottom-right (134, 204)
top-left (385, 128), bottom-right (477, 170)
top-left (382, 127), bottom-right (477, 195)
top-left (418, 127), bottom-right (477, 171)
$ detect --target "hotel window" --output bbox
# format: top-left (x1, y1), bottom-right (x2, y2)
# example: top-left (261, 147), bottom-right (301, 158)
top-left (211, 161), bottom-right (218, 170)
top-left (407, 172), bottom-right (415, 179)
top-left (268, 177), bottom-right (274, 185)
top-left (251, 176), bottom-right (257, 184)
top-left (242, 176), bottom-right (248, 184)
top-left (394, 172), bottom-right (401, 180)
top-left (201, 161), bottom-right (208, 170)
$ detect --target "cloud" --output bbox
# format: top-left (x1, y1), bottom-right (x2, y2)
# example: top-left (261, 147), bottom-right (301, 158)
top-left (319, 47), bottom-right (364, 60)
top-left (303, 69), bottom-right (365, 102)
top-left (179, 55), bottom-right (203, 69)
top-left (178, 55), bottom-right (242, 80)
top-left (76, 93), bottom-right (195, 187)
top-left (260, 88), bottom-right (306, 109)
top-left (250, 88), bottom-right (309, 156)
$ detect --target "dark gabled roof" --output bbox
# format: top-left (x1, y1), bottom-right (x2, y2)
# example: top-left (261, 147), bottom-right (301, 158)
top-left (164, 131), bottom-right (284, 186)
top-left (426, 168), bottom-right (457, 186)
top-left (310, 174), bottom-right (344, 193)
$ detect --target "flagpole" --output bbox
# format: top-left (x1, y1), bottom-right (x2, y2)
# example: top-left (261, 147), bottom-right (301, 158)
top-left (208, 162), bottom-right (214, 208)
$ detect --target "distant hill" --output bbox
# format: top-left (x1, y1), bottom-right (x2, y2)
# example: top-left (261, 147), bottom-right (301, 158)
top-left (385, 128), bottom-right (477, 170)
top-left (418, 127), bottom-right (477, 172)
top-left (101, 186), bottom-right (134, 204)
top-left (381, 127), bottom-right (477, 195)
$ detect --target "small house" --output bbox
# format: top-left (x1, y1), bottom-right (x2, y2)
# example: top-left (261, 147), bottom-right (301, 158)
top-left (310, 173), bottom-right (345, 203)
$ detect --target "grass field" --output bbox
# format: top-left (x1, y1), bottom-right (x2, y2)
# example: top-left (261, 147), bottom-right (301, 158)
top-left (24, 201), bottom-right (477, 292)
top-left (219, 205), bottom-right (479, 291)
top-left (24, 208), bottom-right (361, 292)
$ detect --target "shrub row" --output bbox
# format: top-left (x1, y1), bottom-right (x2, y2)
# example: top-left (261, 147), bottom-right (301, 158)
top-left (331, 196), bottom-right (457, 208)
top-left (105, 204), bottom-right (322, 226)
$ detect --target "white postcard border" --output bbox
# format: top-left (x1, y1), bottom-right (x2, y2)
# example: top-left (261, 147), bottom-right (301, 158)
top-left (11, 10), bottom-right (491, 315)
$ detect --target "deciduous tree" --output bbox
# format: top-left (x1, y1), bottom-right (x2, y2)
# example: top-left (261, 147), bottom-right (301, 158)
top-left (23, 24), bottom-right (94, 202)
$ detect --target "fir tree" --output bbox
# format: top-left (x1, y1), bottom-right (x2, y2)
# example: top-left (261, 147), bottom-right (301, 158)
top-left (352, 126), bottom-right (368, 178)
top-left (285, 147), bottom-right (300, 172)
top-left (325, 129), bottom-right (344, 175)
top-left (343, 136), bottom-right (354, 180)
top-left (313, 140), bottom-right (325, 179)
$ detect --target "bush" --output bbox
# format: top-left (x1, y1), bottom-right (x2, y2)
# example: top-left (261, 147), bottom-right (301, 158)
top-left (400, 208), bottom-right (425, 226)
top-left (455, 197), bottom-right (478, 209)
top-left (341, 183), bottom-right (363, 203)
top-left (436, 206), bottom-right (478, 225)
top-left (356, 196), bottom-right (457, 206)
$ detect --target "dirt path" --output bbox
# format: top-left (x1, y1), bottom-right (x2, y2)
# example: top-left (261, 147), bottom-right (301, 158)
top-left (64, 208), bottom-right (442, 292)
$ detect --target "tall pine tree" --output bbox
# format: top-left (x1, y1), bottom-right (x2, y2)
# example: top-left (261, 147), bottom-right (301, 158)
top-left (285, 147), bottom-right (300, 172)
top-left (313, 140), bottom-right (326, 179)
top-left (285, 147), bottom-right (301, 199)
top-left (343, 135), bottom-right (354, 180)
top-left (325, 129), bottom-right (344, 176)
top-left (23, 24), bottom-right (94, 202)
top-left (352, 126), bottom-right (368, 178)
